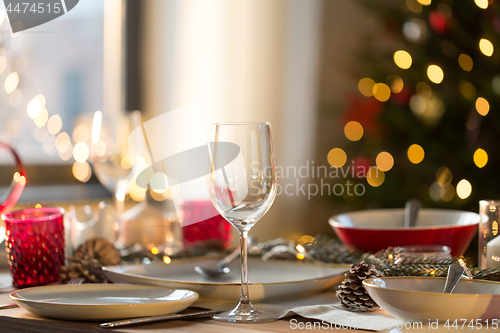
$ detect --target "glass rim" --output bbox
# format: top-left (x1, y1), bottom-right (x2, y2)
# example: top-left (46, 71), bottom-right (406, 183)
top-left (480, 200), bottom-right (500, 205)
top-left (2, 207), bottom-right (65, 223)
top-left (213, 122), bottom-right (271, 126)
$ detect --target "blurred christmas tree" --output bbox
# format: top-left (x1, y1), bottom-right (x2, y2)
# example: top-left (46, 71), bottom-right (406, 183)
top-left (330, 0), bottom-right (500, 211)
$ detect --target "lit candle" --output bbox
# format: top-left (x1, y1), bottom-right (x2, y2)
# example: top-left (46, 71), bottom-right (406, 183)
top-left (486, 236), bottom-right (500, 268)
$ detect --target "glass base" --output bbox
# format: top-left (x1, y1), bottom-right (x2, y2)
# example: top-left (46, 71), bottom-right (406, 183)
top-left (212, 302), bottom-right (278, 323)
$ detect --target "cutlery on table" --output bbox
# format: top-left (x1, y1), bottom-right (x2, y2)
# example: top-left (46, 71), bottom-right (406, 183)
top-left (101, 309), bottom-right (226, 328)
top-left (404, 198), bottom-right (421, 228)
top-left (443, 261), bottom-right (465, 293)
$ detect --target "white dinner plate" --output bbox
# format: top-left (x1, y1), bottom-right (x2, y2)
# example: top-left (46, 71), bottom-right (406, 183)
top-left (10, 284), bottom-right (199, 321)
top-left (103, 258), bottom-right (347, 302)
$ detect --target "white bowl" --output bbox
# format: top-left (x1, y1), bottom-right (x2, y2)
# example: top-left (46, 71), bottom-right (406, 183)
top-left (363, 277), bottom-right (500, 323)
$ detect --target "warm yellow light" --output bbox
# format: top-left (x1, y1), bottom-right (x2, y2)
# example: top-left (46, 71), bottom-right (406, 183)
top-left (458, 54), bottom-right (473, 71)
top-left (436, 167), bottom-right (452, 186)
top-left (72, 162), bottom-right (91, 183)
top-left (163, 256), bottom-right (172, 264)
top-left (55, 132), bottom-right (71, 153)
top-left (456, 179), bottom-right (472, 199)
top-left (373, 83), bottom-right (391, 102)
top-left (47, 114), bottom-right (62, 135)
top-left (92, 111), bottom-right (102, 143)
top-left (417, 0), bottom-right (431, 5)
top-left (406, 0), bottom-right (422, 13)
top-left (296, 253), bottom-right (305, 260)
top-left (327, 148), bottom-right (347, 168)
top-left (480, 38), bottom-right (494, 57)
top-left (151, 247), bottom-right (159, 255)
top-left (27, 98), bottom-right (42, 119)
top-left (13, 172), bottom-right (20, 182)
top-left (129, 178), bottom-right (146, 202)
top-left (358, 78), bottom-right (376, 97)
top-left (19, 175), bottom-right (26, 186)
top-left (72, 124), bottom-right (90, 143)
top-left (387, 75), bottom-right (404, 93)
top-left (297, 235), bottom-right (315, 245)
top-left (296, 244), bottom-right (305, 253)
top-left (440, 184), bottom-right (455, 202)
top-left (344, 121), bottom-right (364, 141)
top-left (394, 50), bottom-right (412, 69)
top-left (4, 72), bottom-right (18, 94)
top-left (427, 65), bottom-right (444, 84)
top-left (407, 144), bottom-right (425, 164)
top-left (73, 142), bottom-right (90, 163)
top-left (459, 80), bottom-right (476, 101)
top-left (376, 151), bottom-right (394, 172)
top-left (150, 172), bottom-right (169, 193)
top-left (367, 167), bottom-right (385, 187)
top-left (474, 148), bottom-right (488, 168)
top-left (35, 203), bottom-right (42, 208)
top-left (475, 0), bottom-right (488, 9)
top-left (475, 97), bottom-right (490, 116)
top-left (34, 108), bottom-right (48, 128)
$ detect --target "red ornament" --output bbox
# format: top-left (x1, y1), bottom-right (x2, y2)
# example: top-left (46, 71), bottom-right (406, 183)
top-left (342, 94), bottom-right (384, 136)
top-left (429, 10), bottom-right (448, 34)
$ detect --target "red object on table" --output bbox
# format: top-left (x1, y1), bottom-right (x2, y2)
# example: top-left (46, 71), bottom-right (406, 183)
top-left (179, 201), bottom-right (232, 249)
top-left (329, 209), bottom-right (479, 257)
top-left (3, 207), bottom-right (65, 288)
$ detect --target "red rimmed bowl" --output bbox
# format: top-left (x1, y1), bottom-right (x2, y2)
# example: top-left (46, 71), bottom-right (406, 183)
top-left (329, 209), bottom-right (479, 257)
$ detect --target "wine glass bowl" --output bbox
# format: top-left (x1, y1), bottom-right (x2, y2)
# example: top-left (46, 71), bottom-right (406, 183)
top-left (208, 122), bottom-right (278, 323)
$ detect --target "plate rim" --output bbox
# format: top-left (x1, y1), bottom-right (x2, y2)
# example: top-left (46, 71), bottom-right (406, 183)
top-left (10, 283), bottom-right (199, 308)
top-left (102, 259), bottom-right (348, 286)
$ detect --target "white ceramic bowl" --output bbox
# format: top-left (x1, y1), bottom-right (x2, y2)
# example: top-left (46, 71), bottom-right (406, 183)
top-left (363, 277), bottom-right (500, 323)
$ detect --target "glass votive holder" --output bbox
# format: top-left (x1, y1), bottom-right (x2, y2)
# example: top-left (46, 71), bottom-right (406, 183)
top-left (178, 200), bottom-right (232, 250)
top-left (479, 200), bottom-right (500, 269)
top-left (2, 207), bottom-right (65, 288)
top-left (399, 244), bottom-right (451, 259)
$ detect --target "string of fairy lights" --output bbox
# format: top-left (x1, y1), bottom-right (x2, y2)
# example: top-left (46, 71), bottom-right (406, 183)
top-left (327, 0), bottom-right (492, 202)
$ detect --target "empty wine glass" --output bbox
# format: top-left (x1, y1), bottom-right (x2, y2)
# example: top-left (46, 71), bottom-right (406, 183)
top-left (208, 122), bottom-right (278, 323)
top-left (90, 110), bottom-right (142, 217)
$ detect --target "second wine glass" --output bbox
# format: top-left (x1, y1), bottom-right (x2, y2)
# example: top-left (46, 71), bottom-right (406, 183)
top-left (208, 122), bottom-right (278, 323)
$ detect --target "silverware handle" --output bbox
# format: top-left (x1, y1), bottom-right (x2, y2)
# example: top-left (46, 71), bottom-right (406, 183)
top-left (100, 310), bottom-right (222, 328)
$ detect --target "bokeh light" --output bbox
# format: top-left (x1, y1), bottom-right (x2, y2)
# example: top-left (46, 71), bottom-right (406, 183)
top-left (479, 38), bottom-right (494, 57)
top-left (403, 18), bottom-right (427, 43)
top-left (34, 108), bottom-right (48, 127)
top-left (436, 167), bottom-right (452, 186)
top-left (376, 152), bottom-right (394, 172)
top-left (456, 179), bottom-right (472, 199)
top-left (475, 0), bottom-right (488, 9)
top-left (73, 142), bottom-right (90, 163)
top-left (387, 75), bottom-right (404, 93)
top-left (473, 148), bottom-right (488, 168)
top-left (358, 78), bottom-right (376, 97)
top-left (150, 172), bottom-right (169, 193)
top-left (344, 121), bottom-right (364, 141)
top-left (407, 144), bottom-right (425, 164)
top-left (373, 83), bottom-right (391, 102)
top-left (366, 167), bottom-right (385, 187)
top-left (47, 114), bottom-right (62, 135)
top-left (427, 65), bottom-right (444, 84)
top-left (4, 72), bottom-right (18, 94)
top-left (327, 148), bottom-right (347, 168)
top-left (55, 132), bottom-right (71, 153)
top-left (459, 80), bottom-right (476, 100)
top-left (458, 54), bottom-right (473, 71)
top-left (394, 50), bottom-right (412, 69)
top-left (417, 0), bottom-right (431, 5)
top-left (27, 98), bottom-right (42, 119)
top-left (475, 97), bottom-right (489, 116)
top-left (72, 162), bottom-right (91, 182)
top-left (72, 124), bottom-right (90, 143)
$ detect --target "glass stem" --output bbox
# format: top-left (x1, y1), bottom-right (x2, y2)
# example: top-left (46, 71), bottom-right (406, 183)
top-left (239, 230), bottom-right (251, 305)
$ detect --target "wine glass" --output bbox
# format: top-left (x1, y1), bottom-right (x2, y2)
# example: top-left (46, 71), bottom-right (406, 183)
top-left (208, 122), bottom-right (278, 323)
top-left (90, 110), bottom-right (142, 218)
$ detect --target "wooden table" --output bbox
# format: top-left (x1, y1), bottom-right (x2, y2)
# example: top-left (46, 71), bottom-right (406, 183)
top-left (0, 290), bottom-right (352, 333)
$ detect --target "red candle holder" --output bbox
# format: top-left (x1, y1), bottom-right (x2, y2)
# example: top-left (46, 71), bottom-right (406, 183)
top-left (2, 207), bottom-right (65, 288)
top-left (178, 201), bottom-right (232, 249)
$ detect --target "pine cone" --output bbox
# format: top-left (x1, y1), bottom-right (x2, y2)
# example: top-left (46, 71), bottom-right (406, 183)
top-left (336, 261), bottom-right (380, 311)
top-left (60, 238), bottom-right (121, 283)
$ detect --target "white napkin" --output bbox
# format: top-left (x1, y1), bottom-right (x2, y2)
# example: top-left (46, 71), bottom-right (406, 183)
top-left (195, 290), bottom-right (403, 331)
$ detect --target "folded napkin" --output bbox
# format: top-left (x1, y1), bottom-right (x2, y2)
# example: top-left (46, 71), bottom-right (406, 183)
top-left (195, 290), bottom-right (403, 331)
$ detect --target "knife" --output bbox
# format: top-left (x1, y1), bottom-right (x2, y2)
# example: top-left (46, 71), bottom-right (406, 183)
top-left (101, 309), bottom-right (225, 328)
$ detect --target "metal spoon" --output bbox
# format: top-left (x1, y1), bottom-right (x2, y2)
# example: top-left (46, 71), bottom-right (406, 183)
top-left (443, 262), bottom-right (465, 293)
top-left (194, 246), bottom-right (240, 278)
top-left (404, 198), bottom-right (422, 228)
